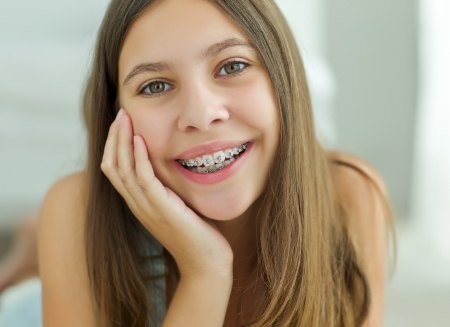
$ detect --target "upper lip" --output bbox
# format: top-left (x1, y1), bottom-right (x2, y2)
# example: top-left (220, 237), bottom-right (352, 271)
top-left (175, 140), bottom-right (249, 160)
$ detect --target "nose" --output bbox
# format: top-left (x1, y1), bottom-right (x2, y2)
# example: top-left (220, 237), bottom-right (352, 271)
top-left (176, 81), bottom-right (230, 132)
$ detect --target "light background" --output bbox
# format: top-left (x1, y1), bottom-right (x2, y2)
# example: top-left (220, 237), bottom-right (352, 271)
top-left (0, 0), bottom-right (449, 325)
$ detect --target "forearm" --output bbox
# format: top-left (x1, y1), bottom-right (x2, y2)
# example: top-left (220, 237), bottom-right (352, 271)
top-left (162, 273), bottom-right (232, 327)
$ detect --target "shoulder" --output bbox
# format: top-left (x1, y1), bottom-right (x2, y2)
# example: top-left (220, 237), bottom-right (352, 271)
top-left (329, 151), bottom-right (387, 200)
top-left (329, 151), bottom-right (390, 229)
top-left (328, 151), bottom-right (391, 326)
top-left (38, 171), bottom-right (88, 241)
top-left (40, 171), bottom-right (88, 214)
top-left (38, 171), bottom-right (88, 245)
top-left (38, 171), bottom-right (96, 326)
top-left (328, 151), bottom-right (390, 250)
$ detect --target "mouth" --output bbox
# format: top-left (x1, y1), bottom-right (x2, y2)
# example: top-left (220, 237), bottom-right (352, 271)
top-left (176, 142), bottom-right (250, 174)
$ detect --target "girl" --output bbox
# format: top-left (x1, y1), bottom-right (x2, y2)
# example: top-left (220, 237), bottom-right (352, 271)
top-left (38, 0), bottom-right (392, 326)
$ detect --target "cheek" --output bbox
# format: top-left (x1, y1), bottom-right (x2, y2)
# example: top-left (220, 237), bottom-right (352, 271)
top-left (229, 76), bottom-right (279, 130)
top-left (128, 109), bottom-right (171, 159)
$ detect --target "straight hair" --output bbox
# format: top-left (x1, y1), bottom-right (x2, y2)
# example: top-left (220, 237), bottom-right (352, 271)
top-left (83, 0), bottom-right (375, 326)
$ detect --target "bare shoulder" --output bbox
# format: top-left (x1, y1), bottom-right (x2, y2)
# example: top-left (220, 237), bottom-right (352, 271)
top-left (328, 151), bottom-right (390, 250)
top-left (330, 151), bottom-right (388, 199)
top-left (329, 151), bottom-right (391, 326)
top-left (38, 171), bottom-right (89, 246)
top-left (40, 171), bottom-right (88, 219)
top-left (38, 171), bottom-right (96, 326)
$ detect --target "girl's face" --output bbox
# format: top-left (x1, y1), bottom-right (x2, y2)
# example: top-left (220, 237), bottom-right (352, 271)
top-left (118, 0), bottom-right (279, 220)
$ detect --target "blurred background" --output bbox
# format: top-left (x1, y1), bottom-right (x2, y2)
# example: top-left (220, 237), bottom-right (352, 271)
top-left (0, 0), bottom-right (449, 325)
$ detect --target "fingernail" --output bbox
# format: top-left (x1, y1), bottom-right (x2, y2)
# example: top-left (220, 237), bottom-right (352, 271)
top-left (116, 108), bottom-right (124, 121)
top-left (116, 109), bottom-right (127, 127)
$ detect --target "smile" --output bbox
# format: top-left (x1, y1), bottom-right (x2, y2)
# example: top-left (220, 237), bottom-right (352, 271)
top-left (177, 142), bottom-right (249, 174)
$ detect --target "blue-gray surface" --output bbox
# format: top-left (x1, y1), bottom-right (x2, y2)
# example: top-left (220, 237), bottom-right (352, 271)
top-left (0, 279), bottom-right (42, 327)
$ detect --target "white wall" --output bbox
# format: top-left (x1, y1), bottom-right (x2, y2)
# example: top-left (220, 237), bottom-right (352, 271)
top-left (1, 0), bottom-right (448, 325)
top-left (0, 1), bottom-right (109, 227)
top-left (324, 0), bottom-right (419, 218)
top-left (412, 0), bottom-right (450, 257)
top-left (277, 0), bottom-right (337, 147)
top-left (0, 0), bottom-right (335, 228)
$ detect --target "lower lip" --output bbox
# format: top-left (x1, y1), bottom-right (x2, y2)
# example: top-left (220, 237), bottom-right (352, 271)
top-left (173, 142), bottom-right (253, 185)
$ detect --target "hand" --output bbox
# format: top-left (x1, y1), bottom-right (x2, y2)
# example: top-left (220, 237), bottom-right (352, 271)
top-left (100, 109), bottom-right (233, 278)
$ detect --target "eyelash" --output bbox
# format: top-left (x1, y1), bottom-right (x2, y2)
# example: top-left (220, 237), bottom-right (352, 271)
top-left (216, 60), bottom-right (249, 77)
top-left (138, 80), bottom-right (173, 97)
top-left (138, 60), bottom-right (250, 97)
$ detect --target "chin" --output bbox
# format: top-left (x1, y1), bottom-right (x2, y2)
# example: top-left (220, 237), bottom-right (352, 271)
top-left (195, 204), bottom-right (248, 221)
top-left (189, 193), bottom-right (258, 221)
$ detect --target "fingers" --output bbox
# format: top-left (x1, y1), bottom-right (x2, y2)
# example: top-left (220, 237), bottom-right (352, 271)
top-left (101, 109), bottom-right (176, 229)
top-left (101, 109), bottom-right (142, 212)
top-left (133, 135), bottom-right (164, 197)
top-left (100, 110), bottom-right (120, 171)
top-left (101, 112), bottom-right (233, 271)
top-left (117, 112), bottom-right (135, 182)
top-left (133, 135), bottom-right (170, 216)
top-left (100, 110), bottom-right (122, 191)
top-left (116, 113), bottom-right (156, 212)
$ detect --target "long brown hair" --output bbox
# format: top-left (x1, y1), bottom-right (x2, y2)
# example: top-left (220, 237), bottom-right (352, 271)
top-left (83, 0), bottom-right (373, 326)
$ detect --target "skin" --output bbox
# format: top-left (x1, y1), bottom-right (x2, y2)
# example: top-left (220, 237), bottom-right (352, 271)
top-left (0, 215), bottom-right (38, 292)
top-left (37, 0), bottom-right (389, 326)
top-left (113, 0), bottom-right (279, 283)
top-left (103, 0), bottom-right (279, 324)
top-left (117, 0), bottom-right (279, 222)
top-left (331, 153), bottom-right (390, 327)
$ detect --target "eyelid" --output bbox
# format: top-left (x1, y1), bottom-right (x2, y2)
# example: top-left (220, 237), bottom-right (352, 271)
top-left (215, 58), bottom-right (250, 77)
top-left (136, 58), bottom-right (250, 97)
top-left (138, 79), bottom-right (174, 97)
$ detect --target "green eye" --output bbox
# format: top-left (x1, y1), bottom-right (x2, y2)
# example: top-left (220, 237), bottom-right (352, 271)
top-left (141, 81), bottom-right (173, 96)
top-left (218, 61), bottom-right (248, 76)
top-left (149, 82), bottom-right (165, 93)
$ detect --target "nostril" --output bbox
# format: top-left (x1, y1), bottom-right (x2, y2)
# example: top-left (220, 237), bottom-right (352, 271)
top-left (177, 114), bottom-right (228, 132)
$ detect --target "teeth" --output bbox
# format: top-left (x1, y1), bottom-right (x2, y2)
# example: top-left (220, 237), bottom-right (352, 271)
top-left (202, 155), bottom-right (215, 167)
top-left (179, 143), bottom-right (248, 168)
top-left (194, 157), bottom-right (203, 167)
top-left (208, 162), bottom-right (225, 173)
top-left (187, 157), bottom-right (236, 174)
top-left (224, 149), bottom-right (234, 159)
top-left (213, 151), bottom-right (225, 164)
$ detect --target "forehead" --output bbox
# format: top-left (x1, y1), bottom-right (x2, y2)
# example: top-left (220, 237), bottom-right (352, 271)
top-left (119, 0), bottom-right (250, 70)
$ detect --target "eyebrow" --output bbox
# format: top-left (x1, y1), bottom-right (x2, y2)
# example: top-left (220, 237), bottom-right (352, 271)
top-left (202, 37), bottom-right (253, 59)
top-left (122, 38), bottom-right (254, 86)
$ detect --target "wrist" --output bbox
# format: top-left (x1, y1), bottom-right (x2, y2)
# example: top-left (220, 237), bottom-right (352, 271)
top-left (175, 253), bottom-right (234, 281)
top-left (164, 268), bottom-right (232, 327)
top-left (179, 273), bottom-right (233, 301)
top-left (180, 266), bottom-right (233, 285)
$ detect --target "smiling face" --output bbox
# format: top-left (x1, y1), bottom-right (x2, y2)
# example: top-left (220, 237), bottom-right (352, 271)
top-left (118, 0), bottom-right (279, 220)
